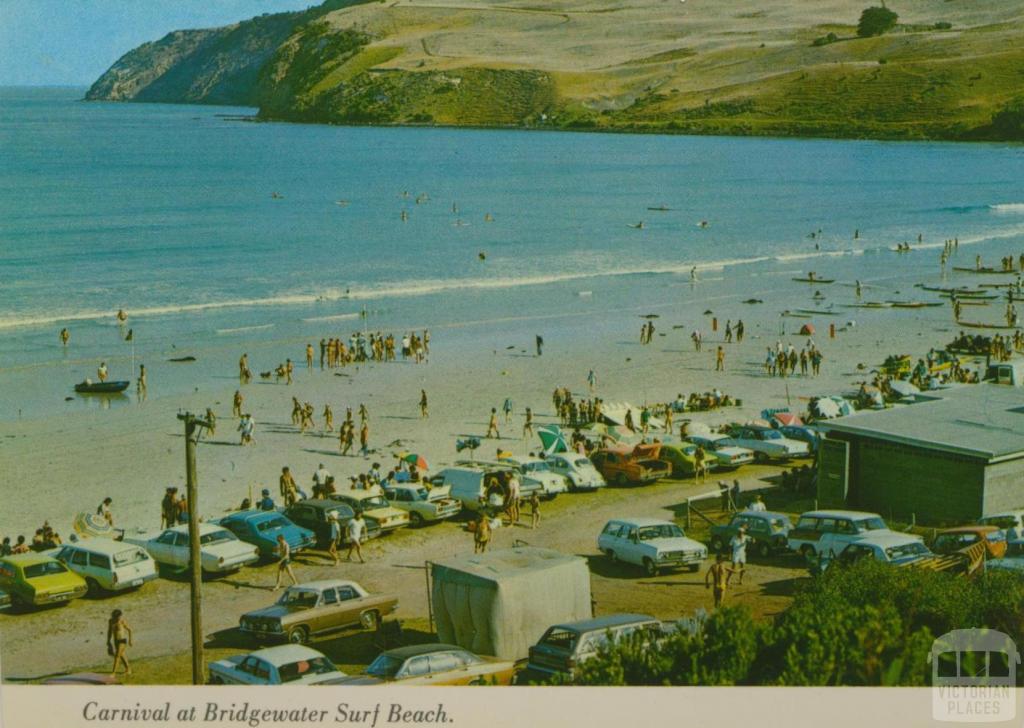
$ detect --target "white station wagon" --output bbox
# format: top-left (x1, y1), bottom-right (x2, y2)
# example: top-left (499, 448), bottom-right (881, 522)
top-left (51, 537), bottom-right (157, 595)
top-left (124, 523), bottom-right (259, 575)
top-left (208, 645), bottom-right (345, 685)
top-left (598, 518), bottom-right (707, 576)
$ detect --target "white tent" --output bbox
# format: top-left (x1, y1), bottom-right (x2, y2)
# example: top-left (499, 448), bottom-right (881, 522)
top-left (600, 401), bottom-right (665, 431)
top-left (430, 546), bottom-right (592, 660)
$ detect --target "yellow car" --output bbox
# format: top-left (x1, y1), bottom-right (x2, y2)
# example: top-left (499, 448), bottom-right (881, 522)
top-left (0, 553), bottom-right (88, 608)
top-left (329, 490), bottom-right (410, 533)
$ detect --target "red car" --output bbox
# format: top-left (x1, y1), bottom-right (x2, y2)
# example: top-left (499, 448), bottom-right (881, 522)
top-left (590, 444), bottom-right (670, 486)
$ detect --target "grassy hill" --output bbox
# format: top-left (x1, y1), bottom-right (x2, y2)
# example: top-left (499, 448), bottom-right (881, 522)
top-left (86, 0), bottom-right (1024, 140)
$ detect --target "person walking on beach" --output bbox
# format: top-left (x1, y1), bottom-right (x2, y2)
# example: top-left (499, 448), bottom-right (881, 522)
top-left (502, 397), bottom-right (513, 423)
top-left (419, 390), bottom-right (429, 419)
top-left (529, 491), bottom-right (540, 529)
top-left (97, 361), bottom-right (108, 382)
top-left (60, 328), bottom-right (69, 347)
top-left (272, 535), bottom-right (298, 589)
top-left (724, 321), bottom-right (732, 343)
top-left (238, 413), bottom-right (255, 445)
top-left (587, 369), bottom-right (597, 392)
top-left (160, 488), bottom-right (177, 528)
top-left (359, 421), bottom-right (370, 457)
top-left (694, 445), bottom-right (708, 483)
top-left (285, 359), bottom-right (293, 385)
top-left (239, 354), bottom-right (251, 384)
top-left (204, 408), bottom-right (216, 437)
top-left (340, 422), bottom-right (353, 456)
top-left (319, 338), bottom-right (327, 370)
top-left (323, 403), bottom-right (334, 432)
top-left (136, 364), bottom-right (147, 402)
top-left (691, 330), bottom-right (702, 352)
top-left (107, 609), bottom-right (133, 677)
top-left (705, 553), bottom-right (734, 609)
top-left (306, 344), bottom-right (314, 371)
top-left (233, 390), bottom-right (243, 418)
top-left (358, 403), bottom-right (369, 424)
top-left (522, 407), bottom-right (534, 440)
top-left (728, 526), bottom-right (749, 586)
top-left (640, 405), bottom-right (651, 435)
top-left (715, 346), bottom-right (725, 371)
top-left (280, 466), bottom-right (298, 506)
top-left (474, 511), bottom-right (491, 554)
top-left (346, 512), bottom-right (366, 563)
top-left (736, 320), bottom-right (744, 343)
top-left (328, 512), bottom-right (342, 566)
top-left (535, 335), bottom-right (544, 356)
top-left (486, 408), bottom-right (500, 438)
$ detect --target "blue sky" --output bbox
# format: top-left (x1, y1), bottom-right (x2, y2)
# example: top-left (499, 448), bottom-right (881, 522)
top-left (0, 1), bottom-right (319, 86)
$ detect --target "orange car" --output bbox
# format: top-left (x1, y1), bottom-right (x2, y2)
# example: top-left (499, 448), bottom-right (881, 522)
top-left (590, 443), bottom-right (671, 486)
top-left (932, 525), bottom-right (1007, 560)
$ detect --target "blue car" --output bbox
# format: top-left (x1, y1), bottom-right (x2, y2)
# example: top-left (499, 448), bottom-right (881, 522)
top-left (217, 511), bottom-right (316, 559)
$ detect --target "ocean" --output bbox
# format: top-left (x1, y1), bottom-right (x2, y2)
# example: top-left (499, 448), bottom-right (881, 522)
top-left (2, 86), bottom-right (1024, 420)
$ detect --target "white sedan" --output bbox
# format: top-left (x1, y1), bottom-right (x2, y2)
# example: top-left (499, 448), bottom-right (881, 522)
top-left (208, 645), bottom-right (345, 685)
top-left (721, 426), bottom-right (808, 462)
top-left (124, 523), bottom-right (259, 575)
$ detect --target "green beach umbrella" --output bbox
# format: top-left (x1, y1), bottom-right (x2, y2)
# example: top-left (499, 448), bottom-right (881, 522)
top-left (537, 424), bottom-right (568, 454)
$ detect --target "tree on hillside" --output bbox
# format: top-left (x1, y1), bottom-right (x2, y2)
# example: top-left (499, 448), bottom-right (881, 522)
top-left (857, 6), bottom-right (899, 37)
top-left (991, 98), bottom-right (1024, 140)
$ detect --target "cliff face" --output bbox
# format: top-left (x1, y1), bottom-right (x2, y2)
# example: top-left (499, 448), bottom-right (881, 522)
top-left (86, 0), bottom-right (1024, 140)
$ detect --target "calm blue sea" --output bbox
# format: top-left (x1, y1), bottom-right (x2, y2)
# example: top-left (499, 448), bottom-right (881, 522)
top-left (2, 86), bottom-right (1024, 419)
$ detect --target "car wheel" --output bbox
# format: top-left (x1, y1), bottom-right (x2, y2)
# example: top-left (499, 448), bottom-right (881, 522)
top-left (709, 536), bottom-right (724, 553)
top-left (643, 558), bottom-right (658, 576)
top-left (605, 549), bottom-right (618, 564)
top-left (85, 578), bottom-right (103, 597)
top-left (409, 512), bottom-right (424, 528)
top-left (754, 451), bottom-right (768, 464)
top-left (615, 473), bottom-right (628, 487)
top-left (288, 626), bottom-right (309, 645)
top-left (800, 545), bottom-right (816, 561)
top-left (757, 541), bottom-right (771, 558)
top-left (360, 610), bottom-right (380, 631)
top-left (545, 492), bottom-right (558, 502)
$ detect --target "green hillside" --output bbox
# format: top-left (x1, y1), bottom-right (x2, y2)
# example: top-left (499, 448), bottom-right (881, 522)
top-left (86, 0), bottom-right (1024, 141)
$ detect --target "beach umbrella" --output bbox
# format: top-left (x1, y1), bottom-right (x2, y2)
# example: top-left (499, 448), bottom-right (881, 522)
top-left (830, 396), bottom-right (855, 417)
top-left (400, 452), bottom-right (429, 470)
top-left (537, 424), bottom-right (569, 454)
top-left (773, 412), bottom-right (803, 427)
top-left (799, 323), bottom-right (816, 336)
top-left (73, 512), bottom-right (115, 539)
top-left (812, 398), bottom-right (841, 419)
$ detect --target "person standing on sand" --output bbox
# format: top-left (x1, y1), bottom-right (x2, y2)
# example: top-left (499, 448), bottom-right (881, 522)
top-left (239, 354), bottom-right (250, 384)
top-left (664, 406), bottom-right (673, 434)
top-left (161, 488), bottom-right (177, 528)
top-left (306, 344), bottom-right (314, 370)
top-left (724, 321), bottom-right (732, 343)
top-left (280, 466), bottom-right (298, 506)
top-left (522, 407), bottom-right (534, 440)
top-left (474, 511), bottom-right (491, 554)
top-left (205, 408), bottom-right (216, 437)
top-left (486, 408), bottom-right (500, 438)
top-left (587, 370), bottom-right (597, 392)
top-left (319, 338), bottom-right (327, 370)
top-left (694, 445), bottom-right (707, 483)
top-left (736, 320), bottom-right (744, 343)
top-left (60, 328), bottom-right (69, 347)
top-left (502, 397), bottom-right (513, 423)
top-left (728, 526), bottom-right (749, 586)
top-left (97, 361), bottom-right (108, 382)
top-left (529, 491), bottom-right (540, 529)
top-left (346, 512), bottom-right (366, 563)
top-left (358, 403), bottom-right (369, 424)
top-left (136, 364), bottom-right (147, 402)
top-left (232, 390), bottom-right (244, 418)
top-left (323, 403), bottom-right (334, 432)
top-left (535, 335), bottom-right (544, 357)
top-left (97, 497), bottom-right (114, 527)
top-left (328, 512), bottom-right (342, 566)
top-left (238, 414), bottom-right (255, 445)
top-left (359, 421), bottom-right (370, 457)
top-left (705, 553), bottom-right (734, 609)
top-left (715, 346), bottom-right (725, 371)
top-left (285, 359), bottom-right (293, 385)
top-left (419, 390), bottom-right (429, 419)
top-left (107, 609), bottom-right (133, 677)
top-left (272, 535), bottom-right (298, 589)
top-left (640, 405), bottom-right (651, 435)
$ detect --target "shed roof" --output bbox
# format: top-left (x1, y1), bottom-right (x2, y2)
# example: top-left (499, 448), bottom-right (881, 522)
top-left (821, 385), bottom-right (1024, 461)
top-left (431, 546), bottom-right (585, 587)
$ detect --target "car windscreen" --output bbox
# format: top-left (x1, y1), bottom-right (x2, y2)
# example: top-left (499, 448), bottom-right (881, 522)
top-left (933, 533), bottom-right (977, 553)
top-left (113, 549), bottom-right (149, 566)
top-left (360, 496), bottom-right (389, 508)
top-left (572, 458), bottom-right (591, 468)
top-left (24, 561), bottom-right (68, 578)
top-left (525, 462), bottom-right (550, 472)
top-left (885, 542), bottom-right (929, 560)
top-left (256, 517), bottom-right (289, 533)
top-left (539, 629), bottom-right (579, 651)
top-left (278, 657), bottom-right (337, 683)
top-left (277, 589), bottom-right (319, 608)
top-left (200, 530), bottom-right (236, 545)
top-left (855, 517), bottom-right (888, 532)
top-left (638, 524), bottom-right (684, 540)
top-left (366, 654), bottom-right (405, 678)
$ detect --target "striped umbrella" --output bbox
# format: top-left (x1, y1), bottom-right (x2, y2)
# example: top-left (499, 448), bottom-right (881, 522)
top-left (537, 424), bottom-right (568, 454)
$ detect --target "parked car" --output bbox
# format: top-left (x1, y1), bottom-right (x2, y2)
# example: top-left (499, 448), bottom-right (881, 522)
top-left (0, 553), bottom-right (88, 608)
top-left (977, 510), bottom-right (1024, 538)
top-left (657, 441), bottom-right (718, 478)
top-left (544, 453), bottom-right (607, 491)
top-left (597, 518), bottom-right (706, 575)
top-left (380, 483), bottom-right (461, 527)
top-left (590, 444), bottom-right (671, 486)
top-left (786, 510), bottom-right (894, 559)
top-left (239, 579), bottom-right (398, 645)
top-left (0, 588), bottom-right (11, 611)
top-left (495, 456), bottom-right (568, 499)
top-left (986, 539), bottom-right (1024, 574)
top-left (684, 433), bottom-right (754, 470)
top-left (283, 499), bottom-right (382, 548)
top-left (523, 614), bottom-right (670, 682)
top-left (430, 463), bottom-right (535, 513)
top-left (722, 425), bottom-right (809, 461)
top-left (123, 523), bottom-right (259, 575)
top-left (208, 645), bottom-right (344, 685)
top-left (332, 644), bottom-right (517, 685)
top-left (709, 511), bottom-right (793, 557)
top-left (932, 526), bottom-right (1007, 560)
top-left (813, 533), bottom-right (934, 575)
top-left (216, 510), bottom-right (315, 559)
top-left (329, 490), bottom-right (410, 533)
top-left (777, 425), bottom-right (821, 455)
top-left (51, 537), bottom-right (157, 595)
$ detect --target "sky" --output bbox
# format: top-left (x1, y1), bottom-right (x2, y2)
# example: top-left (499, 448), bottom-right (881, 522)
top-left (0, 1), bottom-right (320, 86)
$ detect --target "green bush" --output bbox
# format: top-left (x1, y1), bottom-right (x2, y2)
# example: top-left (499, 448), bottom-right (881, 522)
top-left (991, 98), bottom-right (1024, 140)
top-left (857, 6), bottom-right (899, 37)
top-left (812, 32), bottom-right (840, 47)
top-left (934, 21), bottom-right (952, 30)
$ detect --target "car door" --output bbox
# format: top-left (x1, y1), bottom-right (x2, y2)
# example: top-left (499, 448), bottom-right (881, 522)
top-left (172, 531), bottom-right (192, 567)
top-left (598, 522), bottom-right (622, 554)
top-left (228, 657), bottom-right (259, 685)
top-left (67, 548), bottom-right (89, 579)
top-left (620, 526), bottom-right (642, 565)
top-left (313, 587), bottom-right (339, 634)
top-left (149, 530), bottom-right (177, 564)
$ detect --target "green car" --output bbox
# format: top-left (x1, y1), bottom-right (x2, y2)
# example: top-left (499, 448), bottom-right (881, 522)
top-left (0, 553), bottom-right (88, 608)
top-left (657, 442), bottom-right (718, 479)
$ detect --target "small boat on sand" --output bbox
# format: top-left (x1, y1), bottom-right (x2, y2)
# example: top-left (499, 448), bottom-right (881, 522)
top-left (74, 380), bottom-right (130, 394)
top-left (888, 301), bottom-right (944, 308)
top-left (953, 266), bottom-right (1017, 275)
top-left (792, 277), bottom-right (835, 284)
top-left (956, 322), bottom-right (1019, 330)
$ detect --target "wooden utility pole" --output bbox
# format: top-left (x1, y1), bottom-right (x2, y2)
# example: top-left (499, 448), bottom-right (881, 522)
top-left (178, 412), bottom-right (211, 685)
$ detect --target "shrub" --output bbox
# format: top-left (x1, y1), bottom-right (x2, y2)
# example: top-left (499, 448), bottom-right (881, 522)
top-left (991, 98), bottom-right (1024, 139)
top-left (934, 21), bottom-right (952, 30)
top-left (857, 6), bottom-right (899, 37)
top-left (812, 32), bottom-right (840, 47)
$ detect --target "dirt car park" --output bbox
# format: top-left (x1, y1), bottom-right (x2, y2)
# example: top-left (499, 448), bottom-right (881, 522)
top-left (0, 463), bottom-right (812, 684)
